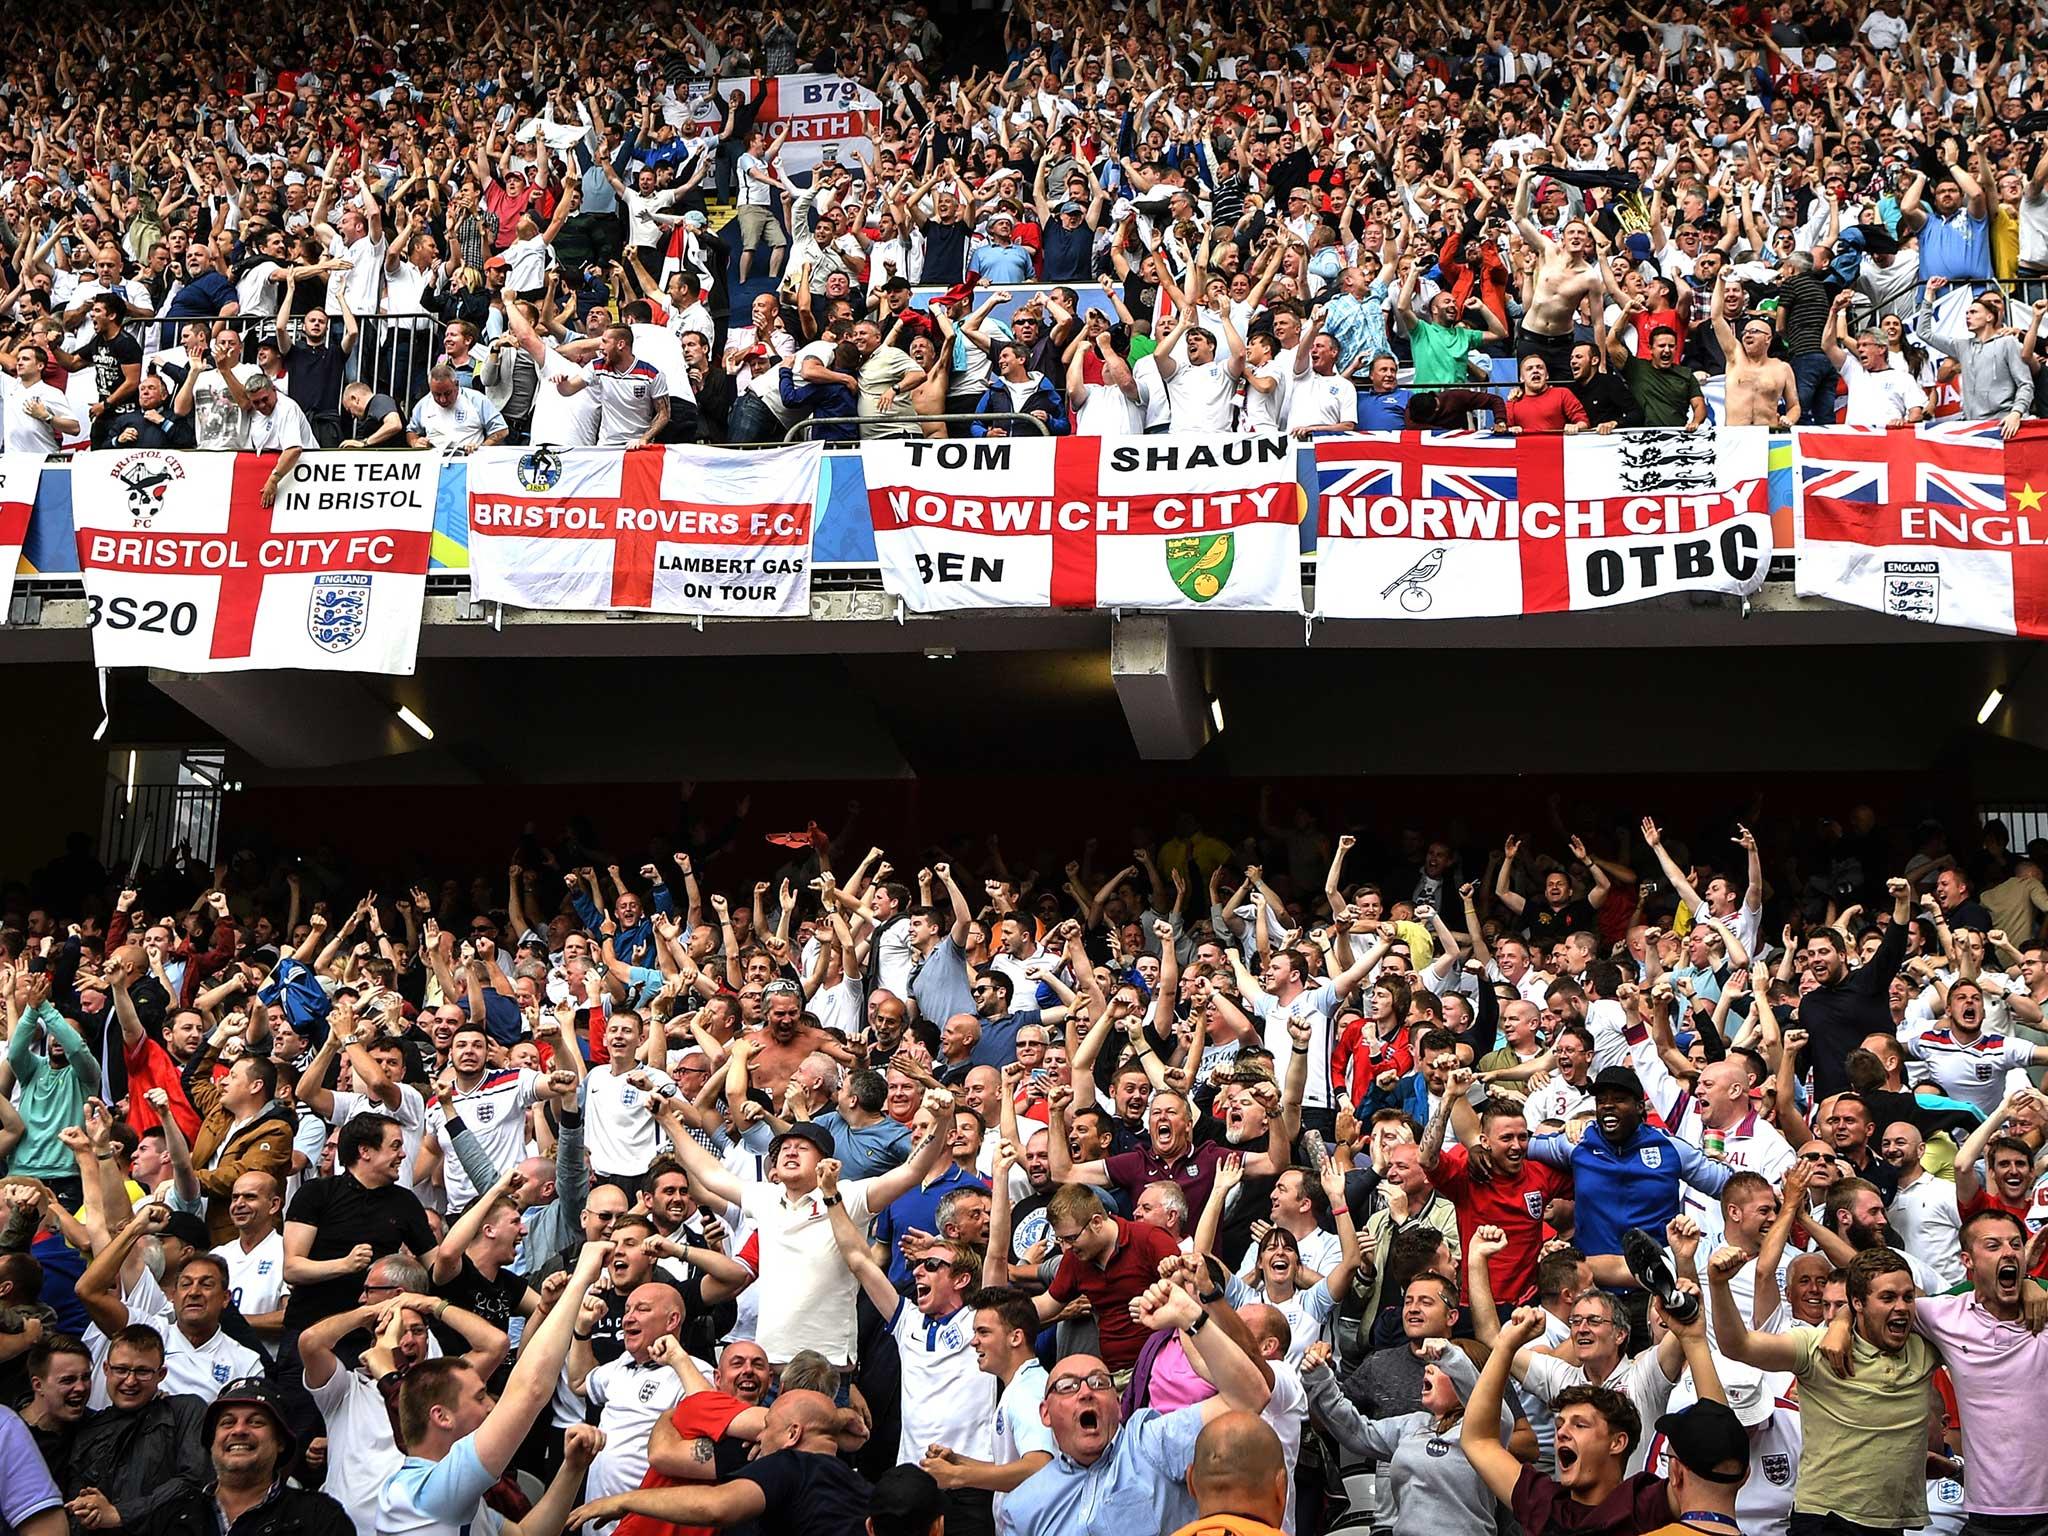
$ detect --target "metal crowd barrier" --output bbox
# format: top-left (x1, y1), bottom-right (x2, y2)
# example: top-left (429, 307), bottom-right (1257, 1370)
top-left (126, 310), bottom-right (444, 417)
top-left (781, 412), bottom-right (1054, 445)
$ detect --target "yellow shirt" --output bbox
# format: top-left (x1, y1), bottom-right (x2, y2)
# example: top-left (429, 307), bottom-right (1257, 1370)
top-left (74, 1177), bottom-right (148, 1221)
top-left (1993, 204), bottom-right (2020, 281)
top-left (1790, 1322), bottom-right (1939, 1528)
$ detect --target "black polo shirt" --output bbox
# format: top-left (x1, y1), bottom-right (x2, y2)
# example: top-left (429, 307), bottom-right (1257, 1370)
top-left (281, 1171), bottom-right (436, 1333)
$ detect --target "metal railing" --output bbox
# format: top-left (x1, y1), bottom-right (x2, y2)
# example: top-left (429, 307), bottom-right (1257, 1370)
top-left (100, 777), bottom-right (223, 871)
top-left (781, 412), bottom-right (1053, 444)
top-left (127, 309), bottom-right (447, 417)
top-left (1980, 804), bottom-right (2048, 853)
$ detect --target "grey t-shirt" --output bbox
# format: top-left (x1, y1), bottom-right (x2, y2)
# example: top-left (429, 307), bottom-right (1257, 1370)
top-left (909, 934), bottom-right (977, 1027)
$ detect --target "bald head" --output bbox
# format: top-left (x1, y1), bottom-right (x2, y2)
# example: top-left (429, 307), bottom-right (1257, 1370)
top-left (1186, 1411), bottom-right (1289, 1525)
top-left (763, 1388), bottom-right (840, 1451)
top-left (1240, 1303), bottom-right (1291, 1361)
top-left (1881, 1120), bottom-right (1924, 1172)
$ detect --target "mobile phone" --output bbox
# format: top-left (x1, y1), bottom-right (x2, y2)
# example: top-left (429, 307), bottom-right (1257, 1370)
top-left (1302, 1129), bottom-right (1329, 1171)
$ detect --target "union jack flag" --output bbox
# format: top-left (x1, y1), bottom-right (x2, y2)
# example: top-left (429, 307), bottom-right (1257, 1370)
top-left (1796, 419), bottom-right (2006, 513)
top-left (1793, 420), bottom-right (2048, 639)
top-left (1315, 431), bottom-right (1544, 526)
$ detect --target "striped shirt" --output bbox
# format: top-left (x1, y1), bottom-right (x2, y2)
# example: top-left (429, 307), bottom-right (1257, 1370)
top-left (424, 1067), bottom-right (539, 1209)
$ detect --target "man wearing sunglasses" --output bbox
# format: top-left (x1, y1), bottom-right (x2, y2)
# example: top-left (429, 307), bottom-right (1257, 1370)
top-left (820, 1159), bottom-right (998, 1536)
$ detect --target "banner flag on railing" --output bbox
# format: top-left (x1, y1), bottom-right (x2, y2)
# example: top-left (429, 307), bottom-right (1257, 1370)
top-left (70, 450), bottom-right (437, 674)
top-left (862, 435), bottom-right (1307, 613)
top-left (466, 443), bottom-right (822, 618)
top-left (1794, 418), bottom-right (2048, 638)
top-left (1311, 427), bottom-right (1773, 619)
top-left (0, 453), bottom-right (48, 615)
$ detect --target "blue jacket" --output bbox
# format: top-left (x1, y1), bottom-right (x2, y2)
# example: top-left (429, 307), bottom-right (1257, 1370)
top-left (1357, 1068), bottom-right (1432, 1123)
top-left (1529, 1120), bottom-right (1729, 1258)
top-left (971, 374), bottom-right (1068, 436)
top-left (569, 882), bottom-right (675, 966)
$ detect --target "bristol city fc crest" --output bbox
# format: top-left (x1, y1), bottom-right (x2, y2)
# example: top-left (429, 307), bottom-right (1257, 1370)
top-left (309, 572), bottom-right (371, 653)
top-left (109, 451), bottom-right (184, 527)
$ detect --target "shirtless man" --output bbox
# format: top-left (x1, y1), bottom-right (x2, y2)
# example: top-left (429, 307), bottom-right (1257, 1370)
top-left (1513, 170), bottom-right (1604, 373)
top-left (1711, 275), bottom-right (1800, 427)
top-left (736, 981), bottom-right (852, 1102)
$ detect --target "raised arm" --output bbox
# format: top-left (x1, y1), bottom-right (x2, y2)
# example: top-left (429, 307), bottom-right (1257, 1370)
top-left (1639, 816), bottom-right (1708, 914)
top-left (1494, 836), bottom-right (1529, 916)
top-left (1465, 1306), bottom-right (1547, 1503)
top-left (1706, 1242), bottom-right (1801, 1371)
top-left (818, 1158), bottom-right (903, 1315)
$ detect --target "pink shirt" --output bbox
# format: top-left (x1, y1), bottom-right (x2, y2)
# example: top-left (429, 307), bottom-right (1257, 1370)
top-left (1143, 1336), bottom-right (1216, 1413)
top-left (1912, 1291), bottom-right (2048, 1514)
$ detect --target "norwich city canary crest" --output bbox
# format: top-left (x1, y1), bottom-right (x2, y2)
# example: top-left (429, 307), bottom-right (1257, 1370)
top-left (1165, 534), bottom-right (1233, 602)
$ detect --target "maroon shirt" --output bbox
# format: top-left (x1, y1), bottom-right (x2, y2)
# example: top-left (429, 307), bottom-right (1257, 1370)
top-left (1047, 1216), bottom-right (1182, 1370)
top-left (1511, 1466), bottom-right (1670, 1536)
top-left (1104, 1139), bottom-right (1234, 1214)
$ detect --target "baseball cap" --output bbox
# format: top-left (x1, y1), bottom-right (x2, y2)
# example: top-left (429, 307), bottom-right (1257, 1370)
top-left (990, 211), bottom-right (1015, 228)
top-left (158, 1209), bottom-right (213, 1251)
top-left (1711, 1362), bottom-right (1795, 1428)
top-left (1655, 1397), bottom-right (1750, 1482)
top-left (203, 1376), bottom-right (299, 1462)
top-left (1592, 1065), bottom-right (1646, 1099)
top-left (1059, 200), bottom-right (1084, 215)
top-left (484, 255), bottom-right (508, 271)
top-left (769, 1121), bottom-right (835, 1158)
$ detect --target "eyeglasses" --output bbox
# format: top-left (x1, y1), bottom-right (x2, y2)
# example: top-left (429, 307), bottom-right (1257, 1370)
top-left (1047, 1371), bottom-right (1115, 1396)
top-left (1799, 1151), bottom-right (1837, 1162)
top-left (1049, 1223), bottom-right (1091, 1247)
top-left (763, 981), bottom-right (800, 997)
top-left (106, 1363), bottom-right (163, 1379)
top-left (589, 1210), bottom-right (626, 1226)
top-left (912, 1257), bottom-right (956, 1274)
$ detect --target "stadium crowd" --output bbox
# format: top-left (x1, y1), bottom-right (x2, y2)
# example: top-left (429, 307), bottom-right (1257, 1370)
top-left (3, 0), bottom-right (2048, 453)
top-left (2, 797), bottom-right (2048, 1536)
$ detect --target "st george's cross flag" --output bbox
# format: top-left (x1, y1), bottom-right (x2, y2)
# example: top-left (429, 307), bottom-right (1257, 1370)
top-left (0, 454), bottom-right (47, 618)
top-left (1795, 419), bottom-right (2048, 637)
top-left (864, 435), bottom-right (1305, 613)
top-left (70, 449), bottom-right (436, 674)
top-left (466, 444), bottom-right (822, 618)
top-left (1312, 427), bottom-right (1771, 619)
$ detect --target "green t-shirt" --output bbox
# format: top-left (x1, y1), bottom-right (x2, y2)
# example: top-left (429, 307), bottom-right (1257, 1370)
top-left (1621, 357), bottom-right (1704, 427)
top-left (1789, 1323), bottom-right (1939, 1529)
top-left (1410, 319), bottom-right (1484, 387)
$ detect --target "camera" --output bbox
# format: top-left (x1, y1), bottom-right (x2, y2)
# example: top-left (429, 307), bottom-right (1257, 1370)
top-left (1640, 880), bottom-right (1660, 895)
